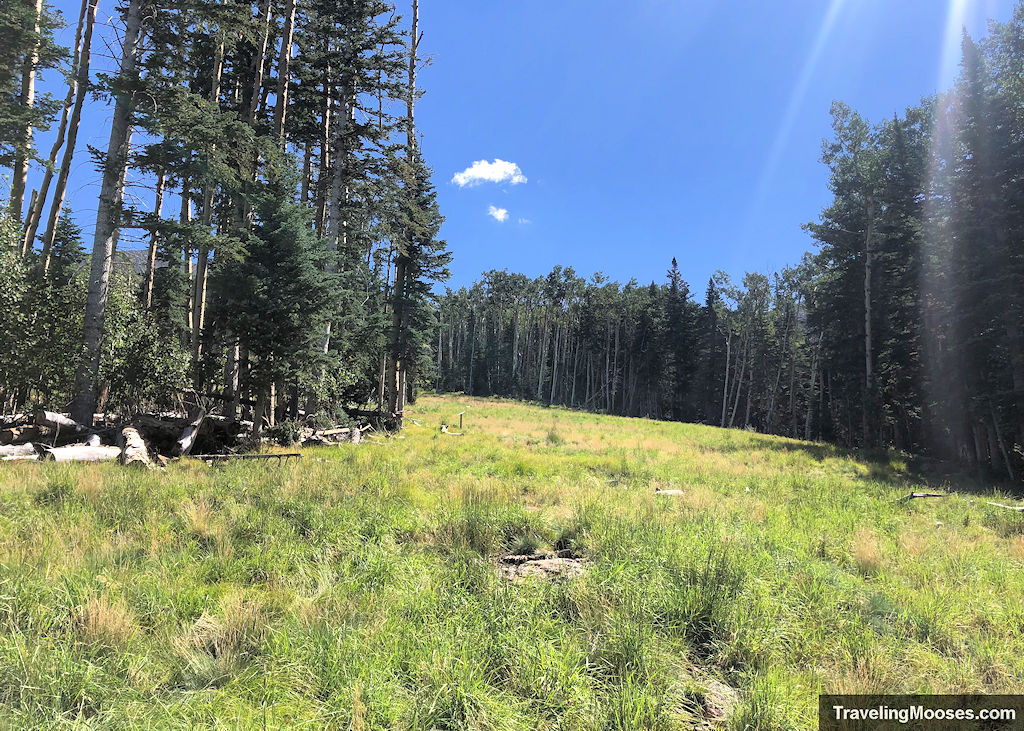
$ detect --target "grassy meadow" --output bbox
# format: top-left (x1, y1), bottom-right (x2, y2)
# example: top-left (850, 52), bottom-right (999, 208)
top-left (0, 395), bottom-right (1022, 729)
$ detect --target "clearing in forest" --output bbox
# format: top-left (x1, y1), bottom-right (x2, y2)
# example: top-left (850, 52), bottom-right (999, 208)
top-left (0, 395), bottom-right (1021, 728)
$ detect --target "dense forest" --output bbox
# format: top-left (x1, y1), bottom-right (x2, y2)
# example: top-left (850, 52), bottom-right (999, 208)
top-left (1, 0), bottom-right (448, 430)
top-left (2, 1), bottom-right (1023, 482)
top-left (436, 10), bottom-right (1024, 482)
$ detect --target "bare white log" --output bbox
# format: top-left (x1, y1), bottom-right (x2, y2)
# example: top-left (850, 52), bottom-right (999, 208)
top-left (987, 501), bottom-right (1024, 513)
top-left (175, 409), bottom-right (206, 456)
top-left (44, 445), bottom-right (121, 462)
top-left (34, 410), bottom-right (89, 435)
top-left (119, 427), bottom-right (151, 468)
top-left (0, 443), bottom-right (38, 458)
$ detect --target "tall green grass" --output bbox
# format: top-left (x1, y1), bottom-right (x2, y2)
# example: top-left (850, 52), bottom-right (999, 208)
top-left (0, 395), bottom-right (1019, 728)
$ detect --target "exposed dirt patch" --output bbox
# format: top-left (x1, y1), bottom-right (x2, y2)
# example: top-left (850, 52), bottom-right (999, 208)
top-left (497, 550), bottom-right (586, 582)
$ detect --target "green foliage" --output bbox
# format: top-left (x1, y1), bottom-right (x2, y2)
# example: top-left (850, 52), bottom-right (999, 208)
top-left (210, 192), bottom-right (331, 390)
top-left (100, 264), bottom-right (188, 414)
top-left (0, 0), bottom-right (67, 168)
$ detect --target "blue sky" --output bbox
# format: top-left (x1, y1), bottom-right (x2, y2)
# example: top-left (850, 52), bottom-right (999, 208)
top-left (29, 0), bottom-right (1019, 291)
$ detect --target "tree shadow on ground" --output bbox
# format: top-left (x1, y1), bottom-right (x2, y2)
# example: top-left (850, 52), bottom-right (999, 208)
top-left (712, 434), bottom-right (1022, 496)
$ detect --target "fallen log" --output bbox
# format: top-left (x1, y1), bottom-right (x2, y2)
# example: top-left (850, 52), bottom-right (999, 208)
top-left (0, 443), bottom-right (38, 458)
top-left (1, 453), bottom-right (38, 462)
top-left (34, 410), bottom-right (89, 435)
top-left (135, 413), bottom-right (186, 435)
top-left (175, 409), bottom-right (206, 456)
top-left (83, 433), bottom-right (102, 447)
top-left (119, 427), bottom-right (152, 468)
top-left (0, 425), bottom-right (40, 445)
top-left (318, 427), bottom-right (353, 437)
top-left (44, 445), bottom-right (121, 463)
top-left (987, 501), bottom-right (1024, 513)
top-left (896, 492), bottom-right (947, 503)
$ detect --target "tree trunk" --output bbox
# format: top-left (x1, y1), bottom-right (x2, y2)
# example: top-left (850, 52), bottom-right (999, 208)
top-left (11, 0), bottom-right (44, 223)
top-left (386, 0), bottom-right (421, 427)
top-left (805, 332), bottom-right (823, 440)
top-left (175, 409), bottom-right (205, 456)
top-left (272, 0), bottom-right (296, 144)
top-left (245, 0), bottom-right (273, 125)
top-left (862, 197), bottom-right (875, 445)
top-left (45, 445), bottom-right (121, 462)
top-left (143, 170), bottom-right (165, 309)
top-left (119, 426), bottom-right (151, 468)
top-left (191, 30), bottom-right (224, 384)
top-left (68, 0), bottom-right (143, 427)
top-left (23, 0), bottom-right (90, 257)
top-left (720, 331), bottom-right (731, 428)
top-left (40, 0), bottom-right (97, 269)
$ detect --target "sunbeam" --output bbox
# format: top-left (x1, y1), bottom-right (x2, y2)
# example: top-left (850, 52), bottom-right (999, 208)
top-left (749, 0), bottom-right (849, 218)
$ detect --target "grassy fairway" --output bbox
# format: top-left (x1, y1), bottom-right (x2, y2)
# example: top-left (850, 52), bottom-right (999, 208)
top-left (0, 395), bottom-right (1022, 729)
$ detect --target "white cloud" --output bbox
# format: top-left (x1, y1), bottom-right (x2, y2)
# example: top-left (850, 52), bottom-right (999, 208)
top-left (453, 159), bottom-right (527, 187)
top-left (488, 205), bottom-right (509, 223)
top-left (517, 217), bottom-right (531, 225)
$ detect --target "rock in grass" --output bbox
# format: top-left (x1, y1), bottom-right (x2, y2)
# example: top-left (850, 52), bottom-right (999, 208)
top-left (497, 552), bottom-right (586, 582)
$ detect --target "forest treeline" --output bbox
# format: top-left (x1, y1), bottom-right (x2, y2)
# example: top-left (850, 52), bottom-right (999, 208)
top-left (1, 0), bottom-right (447, 429)
top-left (437, 9), bottom-right (1024, 481)
top-left (3, 1), bottom-right (1023, 480)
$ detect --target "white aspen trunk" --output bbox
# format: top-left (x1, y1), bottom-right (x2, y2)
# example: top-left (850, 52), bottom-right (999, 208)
top-left (721, 330), bottom-right (731, 428)
top-left (191, 239), bottom-right (210, 376)
top-left (805, 332), bottom-right (824, 440)
top-left (23, 0), bottom-right (89, 257)
top-left (272, 0), bottom-right (296, 143)
top-left (314, 69), bottom-right (331, 237)
top-left (549, 320), bottom-right (560, 405)
top-left (766, 310), bottom-right (791, 430)
top-left (191, 32), bottom-right (224, 381)
top-left (536, 312), bottom-right (548, 401)
top-left (386, 0), bottom-right (421, 424)
top-left (11, 0), bottom-right (44, 223)
top-left (245, 0), bottom-right (273, 125)
top-left (69, 0), bottom-right (143, 426)
top-left (180, 185), bottom-right (193, 331)
top-left (728, 330), bottom-right (749, 428)
top-left (40, 0), bottom-right (98, 268)
top-left (143, 170), bottom-right (164, 310)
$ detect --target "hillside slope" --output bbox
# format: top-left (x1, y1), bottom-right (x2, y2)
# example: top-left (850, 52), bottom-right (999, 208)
top-left (0, 395), bottom-right (1021, 728)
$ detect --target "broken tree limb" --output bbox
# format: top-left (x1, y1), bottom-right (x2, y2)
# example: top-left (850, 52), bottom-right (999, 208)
top-left (987, 501), bottom-right (1024, 513)
top-left (175, 409), bottom-right (206, 456)
top-left (43, 445), bottom-right (121, 463)
top-left (34, 410), bottom-right (89, 435)
top-left (0, 443), bottom-right (38, 458)
top-left (896, 492), bottom-right (947, 503)
top-left (119, 427), bottom-right (151, 468)
top-left (318, 427), bottom-right (353, 437)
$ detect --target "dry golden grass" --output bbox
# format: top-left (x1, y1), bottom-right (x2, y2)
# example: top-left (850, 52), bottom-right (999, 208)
top-left (76, 595), bottom-right (138, 648)
top-left (852, 527), bottom-right (884, 575)
top-left (898, 529), bottom-right (931, 557)
top-left (1008, 535), bottom-right (1024, 562)
top-left (829, 649), bottom-right (897, 694)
